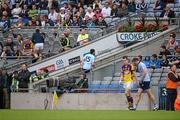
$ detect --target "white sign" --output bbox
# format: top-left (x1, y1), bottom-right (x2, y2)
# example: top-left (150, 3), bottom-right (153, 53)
top-left (28, 33), bottom-right (120, 72)
top-left (116, 32), bottom-right (159, 42)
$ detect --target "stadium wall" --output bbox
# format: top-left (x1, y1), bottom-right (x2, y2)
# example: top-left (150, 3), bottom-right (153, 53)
top-left (11, 93), bottom-right (150, 110)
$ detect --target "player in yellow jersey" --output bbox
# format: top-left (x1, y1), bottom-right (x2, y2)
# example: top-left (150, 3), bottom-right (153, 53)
top-left (120, 56), bottom-right (136, 110)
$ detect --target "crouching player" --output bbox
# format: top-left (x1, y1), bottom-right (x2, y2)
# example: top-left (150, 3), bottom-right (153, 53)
top-left (120, 56), bottom-right (136, 110)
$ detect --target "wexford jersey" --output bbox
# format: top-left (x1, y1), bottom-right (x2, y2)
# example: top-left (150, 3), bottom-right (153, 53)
top-left (83, 53), bottom-right (96, 70)
top-left (121, 64), bottom-right (134, 83)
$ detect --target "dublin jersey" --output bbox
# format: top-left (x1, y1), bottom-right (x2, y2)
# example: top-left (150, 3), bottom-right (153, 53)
top-left (137, 62), bottom-right (150, 82)
top-left (121, 64), bottom-right (134, 83)
top-left (83, 53), bottom-right (95, 70)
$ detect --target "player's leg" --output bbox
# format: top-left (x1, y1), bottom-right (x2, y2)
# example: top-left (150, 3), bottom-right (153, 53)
top-left (146, 88), bottom-right (158, 110)
top-left (125, 82), bottom-right (134, 110)
top-left (134, 88), bottom-right (143, 110)
top-left (143, 81), bottom-right (158, 111)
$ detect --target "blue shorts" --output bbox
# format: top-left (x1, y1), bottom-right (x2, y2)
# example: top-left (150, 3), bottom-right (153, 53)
top-left (139, 81), bottom-right (150, 91)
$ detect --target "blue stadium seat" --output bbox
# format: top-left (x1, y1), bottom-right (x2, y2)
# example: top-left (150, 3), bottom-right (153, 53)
top-left (99, 84), bottom-right (109, 89)
top-left (108, 84), bottom-right (119, 89)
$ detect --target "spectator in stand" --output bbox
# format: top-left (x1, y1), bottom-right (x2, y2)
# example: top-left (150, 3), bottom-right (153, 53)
top-left (17, 64), bottom-right (31, 92)
top-left (111, 3), bottom-right (119, 17)
top-left (143, 56), bottom-right (151, 68)
top-left (78, 6), bottom-right (85, 18)
top-left (118, 1), bottom-right (128, 17)
top-left (22, 37), bottom-right (34, 56)
top-left (85, 7), bottom-right (95, 19)
top-left (150, 54), bottom-right (161, 69)
top-left (29, 16), bottom-right (39, 26)
top-left (77, 28), bottom-right (89, 46)
top-left (1, 46), bottom-right (13, 58)
top-left (54, 15), bottom-right (63, 27)
top-left (153, 0), bottom-right (166, 10)
top-left (21, 4), bottom-right (29, 18)
top-left (64, 15), bottom-right (72, 27)
top-left (32, 28), bottom-right (44, 50)
top-left (59, 7), bottom-right (66, 20)
top-left (77, 73), bottom-right (88, 90)
top-left (71, 15), bottom-right (81, 26)
top-left (160, 4), bottom-right (175, 19)
top-left (60, 32), bottom-right (71, 52)
top-left (17, 34), bottom-right (23, 49)
top-left (82, 15), bottom-right (89, 26)
top-left (169, 52), bottom-right (180, 68)
top-left (28, 4), bottom-right (38, 18)
top-left (76, 11), bottom-right (83, 25)
top-left (3, 37), bottom-right (16, 52)
top-left (136, 0), bottom-right (149, 12)
top-left (11, 3), bottom-right (22, 18)
top-left (48, 8), bottom-right (58, 23)
top-left (128, 0), bottom-right (136, 12)
top-left (166, 32), bottom-right (178, 51)
top-left (97, 16), bottom-right (108, 27)
top-left (50, 0), bottom-right (59, 10)
top-left (92, 15), bottom-right (98, 25)
top-left (1, 3), bottom-right (11, 17)
top-left (40, 15), bottom-right (54, 27)
top-left (38, 0), bottom-right (48, 13)
top-left (159, 45), bottom-right (172, 57)
top-left (47, 28), bottom-right (57, 53)
top-left (101, 1), bottom-right (112, 18)
top-left (31, 28), bottom-right (44, 60)
top-left (93, 0), bottom-right (102, 9)
top-left (86, 18), bottom-right (96, 28)
top-left (15, 16), bottom-right (25, 28)
top-left (94, 7), bottom-right (103, 20)
top-left (12, 45), bottom-right (22, 58)
top-left (160, 54), bottom-right (169, 68)
top-left (0, 15), bottom-right (9, 34)
top-left (175, 45), bottom-right (180, 53)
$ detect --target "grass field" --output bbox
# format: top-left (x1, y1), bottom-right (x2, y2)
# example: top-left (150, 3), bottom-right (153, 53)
top-left (0, 110), bottom-right (180, 120)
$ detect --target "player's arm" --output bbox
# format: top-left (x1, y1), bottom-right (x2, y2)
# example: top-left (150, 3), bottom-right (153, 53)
top-left (92, 56), bottom-right (96, 68)
top-left (120, 70), bottom-right (124, 81)
top-left (92, 62), bottom-right (96, 68)
top-left (133, 71), bottom-right (138, 83)
top-left (119, 72), bottom-right (123, 84)
top-left (131, 64), bottom-right (137, 83)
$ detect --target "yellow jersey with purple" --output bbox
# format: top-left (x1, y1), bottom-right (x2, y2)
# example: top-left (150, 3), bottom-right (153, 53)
top-left (121, 64), bottom-right (134, 83)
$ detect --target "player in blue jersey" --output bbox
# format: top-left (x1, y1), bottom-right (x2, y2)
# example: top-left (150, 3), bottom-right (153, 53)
top-left (132, 57), bottom-right (158, 111)
top-left (81, 49), bottom-right (96, 73)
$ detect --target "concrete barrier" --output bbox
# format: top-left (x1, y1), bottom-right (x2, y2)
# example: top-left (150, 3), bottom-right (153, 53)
top-left (11, 93), bottom-right (150, 110)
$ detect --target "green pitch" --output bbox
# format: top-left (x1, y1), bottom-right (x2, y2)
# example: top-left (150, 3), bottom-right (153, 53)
top-left (0, 110), bottom-right (179, 120)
